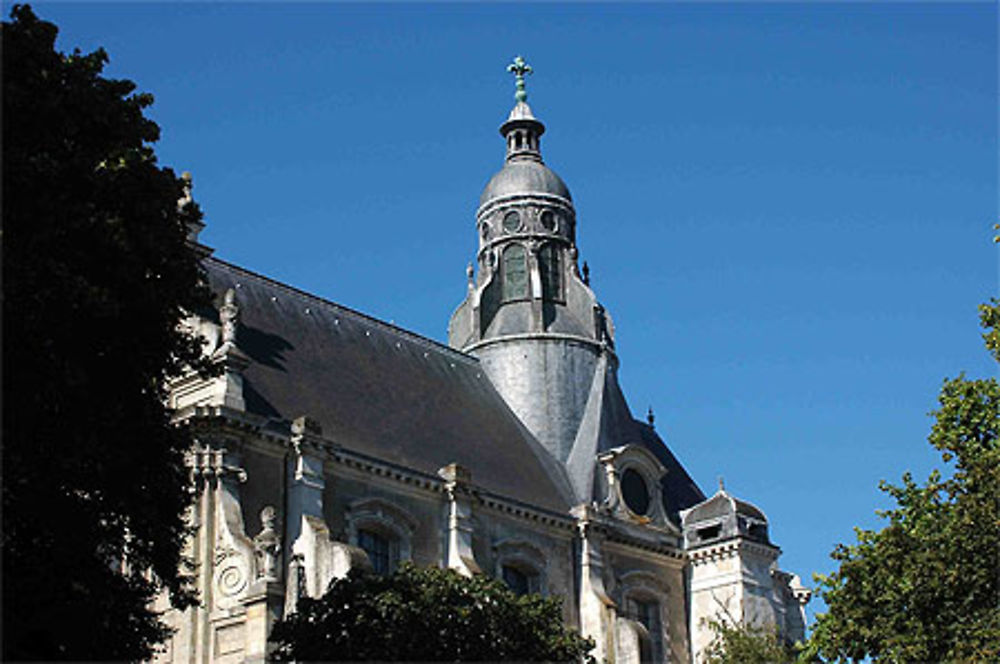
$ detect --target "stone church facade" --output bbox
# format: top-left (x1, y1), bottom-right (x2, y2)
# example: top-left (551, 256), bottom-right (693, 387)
top-left (155, 69), bottom-right (810, 663)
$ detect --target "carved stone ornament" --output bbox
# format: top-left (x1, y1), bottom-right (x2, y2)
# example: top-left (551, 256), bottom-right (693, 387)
top-left (219, 288), bottom-right (238, 347)
top-left (253, 505), bottom-right (281, 582)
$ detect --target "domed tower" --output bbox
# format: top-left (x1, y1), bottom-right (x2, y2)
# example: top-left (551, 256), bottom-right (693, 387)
top-left (449, 57), bottom-right (617, 483)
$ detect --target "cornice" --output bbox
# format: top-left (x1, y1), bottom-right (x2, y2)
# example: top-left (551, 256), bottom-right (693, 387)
top-left (686, 537), bottom-right (781, 565)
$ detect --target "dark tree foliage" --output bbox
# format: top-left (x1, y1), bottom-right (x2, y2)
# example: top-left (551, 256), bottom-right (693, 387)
top-left (808, 300), bottom-right (1000, 662)
top-left (2, 5), bottom-right (213, 660)
top-left (269, 563), bottom-right (596, 662)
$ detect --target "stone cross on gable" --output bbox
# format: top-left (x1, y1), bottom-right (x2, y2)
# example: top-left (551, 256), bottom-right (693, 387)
top-left (507, 55), bottom-right (533, 103)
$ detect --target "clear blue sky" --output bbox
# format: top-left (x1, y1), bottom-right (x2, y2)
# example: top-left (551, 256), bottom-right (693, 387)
top-left (34, 2), bottom-right (997, 622)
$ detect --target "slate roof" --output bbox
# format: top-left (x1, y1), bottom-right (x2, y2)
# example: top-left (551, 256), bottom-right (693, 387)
top-left (204, 257), bottom-right (577, 514)
top-left (594, 365), bottom-right (706, 518)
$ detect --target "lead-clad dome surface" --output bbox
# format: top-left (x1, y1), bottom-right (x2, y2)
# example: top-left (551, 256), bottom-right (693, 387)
top-left (479, 160), bottom-right (572, 208)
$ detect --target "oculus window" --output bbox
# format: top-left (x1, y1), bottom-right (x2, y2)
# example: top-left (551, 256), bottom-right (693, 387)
top-left (621, 468), bottom-right (650, 515)
top-left (502, 211), bottom-right (521, 233)
top-left (540, 209), bottom-right (557, 232)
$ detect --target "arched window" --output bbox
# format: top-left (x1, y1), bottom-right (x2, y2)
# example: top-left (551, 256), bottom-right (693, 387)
top-left (502, 244), bottom-right (528, 301)
top-left (502, 563), bottom-right (541, 596)
top-left (618, 571), bottom-right (670, 664)
top-left (346, 497), bottom-right (416, 576)
top-left (539, 243), bottom-right (561, 301)
top-left (626, 596), bottom-right (663, 663)
top-left (358, 528), bottom-right (393, 575)
top-left (494, 538), bottom-right (547, 596)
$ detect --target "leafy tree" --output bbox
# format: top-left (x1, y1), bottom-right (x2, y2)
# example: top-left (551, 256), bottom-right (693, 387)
top-left (702, 618), bottom-right (801, 664)
top-left (269, 563), bottom-right (596, 662)
top-left (2, 5), bottom-right (212, 659)
top-left (808, 300), bottom-right (1000, 662)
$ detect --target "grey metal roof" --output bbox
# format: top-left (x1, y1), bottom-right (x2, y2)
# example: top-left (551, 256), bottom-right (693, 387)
top-left (681, 490), bottom-right (767, 525)
top-left (204, 257), bottom-right (576, 514)
top-left (479, 160), bottom-right (572, 207)
top-left (596, 372), bottom-right (706, 518)
top-left (634, 421), bottom-right (706, 519)
top-left (563, 350), bottom-right (705, 516)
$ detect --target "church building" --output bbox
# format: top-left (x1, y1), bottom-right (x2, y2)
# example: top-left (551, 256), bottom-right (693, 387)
top-left (157, 59), bottom-right (810, 663)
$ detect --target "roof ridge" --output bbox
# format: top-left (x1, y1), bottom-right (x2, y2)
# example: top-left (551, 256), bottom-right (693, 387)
top-left (205, 255), bottom-right (479, 364)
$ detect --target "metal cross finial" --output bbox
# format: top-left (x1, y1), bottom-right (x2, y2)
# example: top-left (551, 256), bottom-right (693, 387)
top-left (507, 55), bottom-right (533, 103)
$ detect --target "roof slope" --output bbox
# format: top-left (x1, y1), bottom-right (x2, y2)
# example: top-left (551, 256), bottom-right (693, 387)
top-left (564, 353), bottom-right (705, 517)
top-left (205, 257), bottom-right (576, 513)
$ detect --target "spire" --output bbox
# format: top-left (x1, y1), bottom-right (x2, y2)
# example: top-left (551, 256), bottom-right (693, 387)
top-left (500, 56), bottom-right (545, 163)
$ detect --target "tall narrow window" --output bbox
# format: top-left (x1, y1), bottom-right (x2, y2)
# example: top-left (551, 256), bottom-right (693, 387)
top-left (502, 244), bottom-right (528, 301)
top-left (358, 529), bottom-right (392, 575)
top-left (539, 243), bottom-right (561, 301)
top-left (629, 598), bottom-right (663, 663)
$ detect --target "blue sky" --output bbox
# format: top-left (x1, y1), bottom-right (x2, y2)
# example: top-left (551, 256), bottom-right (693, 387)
top-left (33, 2), bottom-right (997, 621)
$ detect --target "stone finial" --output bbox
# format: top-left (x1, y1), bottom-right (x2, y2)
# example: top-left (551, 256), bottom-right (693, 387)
top-left (718, 476), bottom-right (726, 493)
top-left (646, 406), bottom-right (655, 428)
top-left (291, 416), bottom-right (323, 438)
top-left (582, 261), bottom-right (590, 286)
top-left (438, 462), bottom-right (472, 485)
top-left (178, 171), bottom-right (193, 209)
top-left (507, 55), bottom-right (533, 103)
top-left (466, 262), bottom-right (475, 290)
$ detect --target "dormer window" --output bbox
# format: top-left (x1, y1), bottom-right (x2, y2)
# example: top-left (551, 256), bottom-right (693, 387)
top-left (696, 524), bottom-right (721, 542)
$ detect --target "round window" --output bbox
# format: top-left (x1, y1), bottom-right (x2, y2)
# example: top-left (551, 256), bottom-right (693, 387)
top-left (503, 211), bottom-right (521, 232)
top-left (621, 469), bottom-right (650, 515)
top-left (540, 210), bottom-right (556, 232)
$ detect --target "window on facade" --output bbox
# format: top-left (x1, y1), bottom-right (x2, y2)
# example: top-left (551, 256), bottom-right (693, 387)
top-left (358, 528), bottom-right (392, 575)
top-left (502, 564), bottom-right (540, 596)
top-left (503, 211), bottom-right (521, 232)
top-left (621, 468), bottom-right (650, 515)
top-left (628, 598), bottom-right (663, 663)
top-left (502, 244), bottom-right (528, 301)
top-left (539, 243), bottom-right (561, 301)
top-left (540, 210), bottom-right (557, 232)
top-left (696, 524), bottom-right (721, 542)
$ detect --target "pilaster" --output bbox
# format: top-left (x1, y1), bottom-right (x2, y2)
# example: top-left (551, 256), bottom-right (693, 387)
top-left (439, 463), bottom-right (481, 576)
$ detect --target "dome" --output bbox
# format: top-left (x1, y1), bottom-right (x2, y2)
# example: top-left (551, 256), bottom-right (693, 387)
top-left (479, 160), bottom-right (572, 208)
